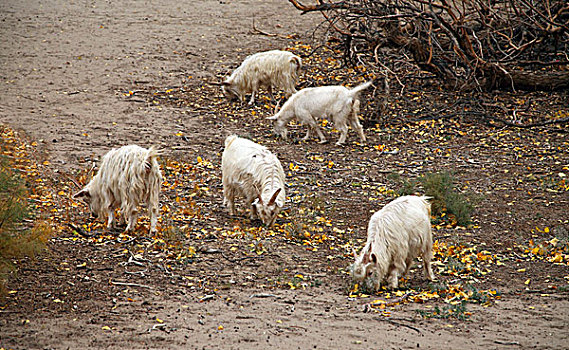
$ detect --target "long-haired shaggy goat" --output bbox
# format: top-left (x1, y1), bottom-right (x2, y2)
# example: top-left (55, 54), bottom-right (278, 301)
top-left (222, 50), bottom-right (301, 105)
top-left (266, 81), bottom-right (372, 145)
top-left (73, 145), bottom-right (162, 233)
top-left (222, 135), bottom-right (286, 227)
top-left (351, 195), bottom-right (435, 290)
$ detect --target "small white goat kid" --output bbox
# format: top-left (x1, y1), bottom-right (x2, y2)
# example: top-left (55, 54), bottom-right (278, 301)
top-left (222, 135), bottom-right (286, 227)
top-left (73, 145), bottom-right (162, 233)
top-left (266, 81), bottom-right (372, 145)
top-left (351, 195), bottom-right (435, 290)
top-left (222, 50), bottom-right (301, 105)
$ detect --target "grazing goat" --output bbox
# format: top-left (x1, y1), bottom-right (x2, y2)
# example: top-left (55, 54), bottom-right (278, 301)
top-left (351, 195), bottom-right (435, 291)
top-left (222, 135), bottom-right (286, 227)
top-left (222, 50), bottom-right (301, 105)
top-left (73, 145), bottom-right (162, 233)
top-left (266, 81), bottom-right (372, 145)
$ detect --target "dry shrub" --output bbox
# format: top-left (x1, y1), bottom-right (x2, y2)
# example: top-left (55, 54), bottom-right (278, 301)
top-left (0, 157), bottom-right (51, 295)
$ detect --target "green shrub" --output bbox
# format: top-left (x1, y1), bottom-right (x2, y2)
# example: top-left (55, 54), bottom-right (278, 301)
top-left (420, 172), bottom-right (473, 226)
top-left (387, 171), bottom-right (474, 226)
top-left (387, 172), bottom-right (418, 196)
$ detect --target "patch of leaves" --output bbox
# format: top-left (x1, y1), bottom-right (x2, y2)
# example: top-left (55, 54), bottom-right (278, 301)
top-left (516, 227), bottom-right (569, 265)
top-left (416, 301), bottom-right (470, 320)
top-left (348, 241), bottom-right (500, 318)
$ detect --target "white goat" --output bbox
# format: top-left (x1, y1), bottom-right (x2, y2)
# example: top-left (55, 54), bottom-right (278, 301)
top-left (351, 195), bottom-right (435, 290)
top-left (222, 50), bottom-right (301, 105)
top-left (221, 135), bottom-right (286, 227)
top-left (266, 81), bottom-right (372, 145)
top-left (73, 145), bottom-right (162, 233)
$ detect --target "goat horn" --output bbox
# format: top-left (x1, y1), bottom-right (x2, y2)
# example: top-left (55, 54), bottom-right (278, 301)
top-left (86, 163), bottom-right (96, 181)
top-left (267, 188), bottom-right (282, 206)
top-left (273, 100), bottom-right (281, 115)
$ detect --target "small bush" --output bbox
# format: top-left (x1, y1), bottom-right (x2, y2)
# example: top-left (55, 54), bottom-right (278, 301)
top-left (420, 172), bottom-right (473, 226)
top-left (0, 157), bottom-right (50, 295)
top-left (388, 171), bottom-right (474, 226)
top-left (387, 172), bottom-right (418, 196)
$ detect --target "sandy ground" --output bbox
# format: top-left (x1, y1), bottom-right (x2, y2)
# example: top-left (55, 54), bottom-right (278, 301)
top-left (1, 0), bottom-right (568, 349)
top-left (1, 0), bottom-right (310, 170)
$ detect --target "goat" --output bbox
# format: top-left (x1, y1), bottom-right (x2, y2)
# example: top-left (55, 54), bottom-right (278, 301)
top-left (222, 50), bottom-right (301, 105)
top-left (221, 135), bottom-right (286, 227)
top-left (351, 195), bottom-right (435, 290)
top-left (266, 81), bottom-right (372, 145)
top-left (73, 145), bottom-right (162, 233)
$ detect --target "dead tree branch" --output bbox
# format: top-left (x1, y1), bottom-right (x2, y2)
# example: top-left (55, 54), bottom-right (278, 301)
top-left (289, 0), bottom-right (569, 92)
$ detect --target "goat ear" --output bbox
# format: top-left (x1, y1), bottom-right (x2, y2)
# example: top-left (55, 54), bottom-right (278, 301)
top-left (73, 188), bottom-right (90, 199)
top-left (222, 80), bottom-right (231, 86)
top-left (361, 246), bottom-right (371, 264)
top-left (267, 188), bottom-right (282, 206)
top-left (352, 246), bottom-right (358, 257)
top-left (371, 253), bottom-right (378, 264)
top-left (266, 114), bottom-right (279, 120)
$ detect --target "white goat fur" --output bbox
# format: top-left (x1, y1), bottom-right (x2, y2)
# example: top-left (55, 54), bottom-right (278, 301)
top-left (351, 196), bottom-right (435, 290)
top-left (223, 50), bottom-right (301, 105)
top-left (73, 145), bottom-right (162, 233)
top-left (222, 135), bottom-right (286, 227)
top-left (266, 81), bottom-right (372, 145)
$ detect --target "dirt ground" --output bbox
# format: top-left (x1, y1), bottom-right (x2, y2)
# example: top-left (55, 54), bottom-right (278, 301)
top-left (1, 0), bottom-right (568, 349)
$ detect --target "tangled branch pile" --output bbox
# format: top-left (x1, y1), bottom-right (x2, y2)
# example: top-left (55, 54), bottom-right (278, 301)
top-left (290, 0), bottom-right (569, 92)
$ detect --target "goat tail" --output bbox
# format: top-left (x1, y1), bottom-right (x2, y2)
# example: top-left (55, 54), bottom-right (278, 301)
top-left (349, 80), bottom-right (373, 96)
top-left (420, 196), bottom-right (433, 217)
top-left (147, 146), bottom-right (162, 159)
top-left (225, 134), bottom-right (238, 148)
top-left (145, 146), bottom-right (162, 173)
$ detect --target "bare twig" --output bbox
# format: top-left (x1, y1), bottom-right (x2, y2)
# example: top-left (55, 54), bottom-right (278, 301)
top-left (375, 316), bottom-right (422, 334)
top-left (494, 340), bottom-right (521, 346)
top-left (199, 294), bottom-right (216, 302)
top-left (252, 19), bottom-right (294, 39)
top-left (67, 222), bottom-right (94, 237)
top-left (110, 280), bottom-right (152, 289)
top-left (147, 323), bottom-right (167, 333)
top-left (250, 293), bottom-right (282, 299)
